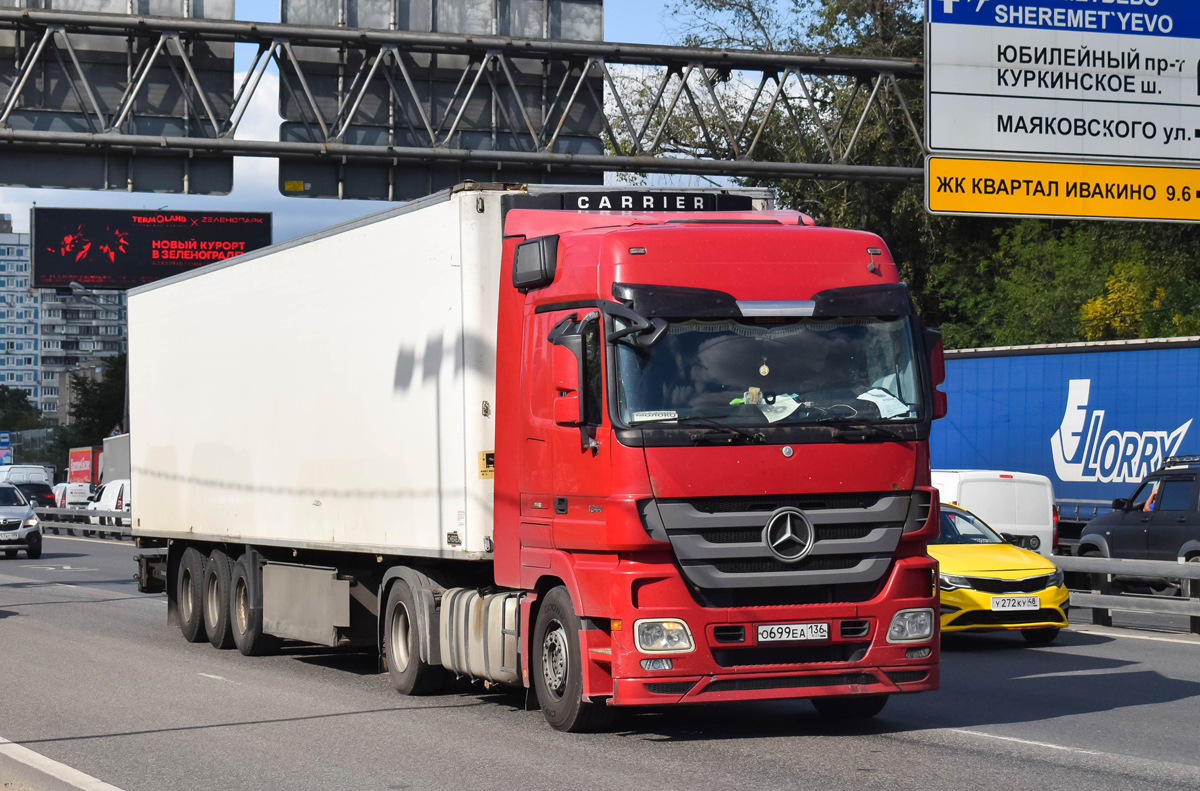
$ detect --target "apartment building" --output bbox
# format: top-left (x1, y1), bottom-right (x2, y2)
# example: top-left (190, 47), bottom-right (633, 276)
top-left (0, 216), bottom-right (40, 407)
top-left (0, 214), bottom-right (127, 423)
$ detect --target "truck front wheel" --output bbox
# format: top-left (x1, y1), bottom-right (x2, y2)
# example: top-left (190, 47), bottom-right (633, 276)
top-left (531, 586), bottom-right (615, 733)
top-left (383, 580), bottom-right (445, 696)
top-left (177, 547), bottom-right (208, 643)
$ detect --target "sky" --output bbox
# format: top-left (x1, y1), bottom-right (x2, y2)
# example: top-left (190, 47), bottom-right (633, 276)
top-left (0, 0), bottom-right (679, 242)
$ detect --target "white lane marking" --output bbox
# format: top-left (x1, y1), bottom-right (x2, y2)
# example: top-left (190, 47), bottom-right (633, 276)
top-left (20, 565), bottom-right (99, 572)
top-left (951, 729), bottom-right (1103, 756)
top-left (0, 736), bottom-right (126, 791)
top-left (197, 673), bottom-right (229, 682)
top-left (1013, 668), bottom-right (1132, 680)
top-left (1070, 626), bottom-right (1200, 646)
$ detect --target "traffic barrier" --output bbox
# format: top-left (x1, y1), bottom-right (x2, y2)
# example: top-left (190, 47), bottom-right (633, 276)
top-left (1053, 555), bottom-right (1200, 636)
top-left (34, 507), bottom-right (132, 539)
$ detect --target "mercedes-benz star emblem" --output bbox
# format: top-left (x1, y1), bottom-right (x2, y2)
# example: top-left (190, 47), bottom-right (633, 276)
top-left (762, 508), bottom-right (815, 563)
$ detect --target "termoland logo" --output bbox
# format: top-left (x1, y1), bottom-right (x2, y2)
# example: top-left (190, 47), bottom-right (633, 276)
top-left (1051, 379), bottom-right (1191, 484)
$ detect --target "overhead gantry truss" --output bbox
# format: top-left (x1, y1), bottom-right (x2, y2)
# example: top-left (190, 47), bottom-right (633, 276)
top-left (0, 7), bottom-right (927, 186)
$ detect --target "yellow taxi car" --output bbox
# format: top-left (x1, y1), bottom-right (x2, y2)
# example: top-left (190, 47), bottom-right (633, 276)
top-left (930, 505), bottom-right (1070, 645)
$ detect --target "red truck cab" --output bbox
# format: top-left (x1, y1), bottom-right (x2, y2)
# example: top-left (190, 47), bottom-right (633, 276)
top-left (494, 208), bottom-right (944, 730)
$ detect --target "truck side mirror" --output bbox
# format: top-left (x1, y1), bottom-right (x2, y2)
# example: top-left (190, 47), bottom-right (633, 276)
top-left (548, 315), bottom-right (586, 427)
top-left (925, 328), bottom-right (947, 420)
top-left (552, 342), bottom-right (584, 427)
top-left (512, 235), bottom-right (559, 291)
top-left (1112, 498), bottom-right (1128, 511)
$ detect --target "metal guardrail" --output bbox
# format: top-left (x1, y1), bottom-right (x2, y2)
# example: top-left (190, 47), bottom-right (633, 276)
top-left (34, 506), bottom-right (132, 539)
top-left (1053, 555), bottom-right (1200, 635)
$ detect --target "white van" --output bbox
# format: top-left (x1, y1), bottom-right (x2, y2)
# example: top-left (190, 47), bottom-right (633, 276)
top-left (0, 465), bottom-right (52, 485)
top-left (932, 470), bottom-right (1058, 556)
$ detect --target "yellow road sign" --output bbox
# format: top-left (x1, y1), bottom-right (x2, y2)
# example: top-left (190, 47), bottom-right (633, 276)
top-left (926, 157), bottom-right (1200, 222)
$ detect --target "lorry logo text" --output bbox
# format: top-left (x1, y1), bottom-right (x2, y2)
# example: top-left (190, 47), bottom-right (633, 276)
top-left (763, 508), bottom-right (815, 563)
top-left (1051, 379), bottom-right (1191, 484)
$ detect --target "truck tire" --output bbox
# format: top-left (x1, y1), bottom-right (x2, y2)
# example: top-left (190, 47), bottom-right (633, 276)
top-left (383, 580), bottom-right (445, 696)
top-left (811, 695), bottom-right (889, 721)
top-left (229, 554), bottom-right (281, 656)
top-left (204, 550), bottom-right (236, 649)
top-left (531, 586), bottom-right (615, 733)
top-left (177, 547), bottom-right (209, 643)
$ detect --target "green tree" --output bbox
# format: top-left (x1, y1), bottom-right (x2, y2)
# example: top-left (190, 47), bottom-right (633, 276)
top-left (0, 385), bottom-right (46, 432)
top-left (51, 355), bottom-right (126, 469)
top-left (660, 0), bottom-right (1200, 348)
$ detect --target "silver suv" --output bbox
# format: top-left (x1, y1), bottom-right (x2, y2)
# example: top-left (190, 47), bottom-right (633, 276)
top-left (0, 484), bottom-right (42, 559)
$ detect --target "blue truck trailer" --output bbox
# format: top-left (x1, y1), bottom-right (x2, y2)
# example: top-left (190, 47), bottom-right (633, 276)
top-left (931, 337), bottom-right (1200, 537)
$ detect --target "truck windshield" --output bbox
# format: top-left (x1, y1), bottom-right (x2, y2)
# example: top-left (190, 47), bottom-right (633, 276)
top-left (613, 316), bottom-right (921, 426)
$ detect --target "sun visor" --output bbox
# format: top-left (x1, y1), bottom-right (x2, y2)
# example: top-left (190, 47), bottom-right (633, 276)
top-left (811, 283), bottom-right (912, 318)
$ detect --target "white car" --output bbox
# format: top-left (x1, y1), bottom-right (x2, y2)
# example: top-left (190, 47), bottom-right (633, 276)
top-left (0, 484), bottom-right (42, 559)
top-left (932, 469), bottom-right (1058, 556)
top-left (87, 479), bottom-right (131, 538)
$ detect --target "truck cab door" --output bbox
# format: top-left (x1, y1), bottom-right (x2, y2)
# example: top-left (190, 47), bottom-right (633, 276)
top-left (1147, 477), bottom-right (1196, 560)
top-left (545, 311), bottom-right (611, 550)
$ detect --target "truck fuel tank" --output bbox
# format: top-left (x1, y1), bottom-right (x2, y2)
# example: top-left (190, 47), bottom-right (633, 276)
top-left (439, 589), bottom-right (521, 686)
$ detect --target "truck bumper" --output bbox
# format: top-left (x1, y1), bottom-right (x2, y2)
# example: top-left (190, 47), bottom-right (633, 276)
top-left (598, 554), bottom-right (940, 707)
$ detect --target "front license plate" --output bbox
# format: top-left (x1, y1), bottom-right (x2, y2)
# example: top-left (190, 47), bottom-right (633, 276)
top-left (0, 532), bottom-right (19, 542)
top-left (756, 622), bottom-right (829, 643)
top-left (990, 595), bottom-right (1039, 611)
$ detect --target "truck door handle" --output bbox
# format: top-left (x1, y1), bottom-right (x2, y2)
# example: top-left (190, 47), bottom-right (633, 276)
top-left (1178, 517), bottom-right (1188, 523)
top-left (1140, 517), bottom-right (1150, 523)
top-left (554, 497), bottom-right (568, 515)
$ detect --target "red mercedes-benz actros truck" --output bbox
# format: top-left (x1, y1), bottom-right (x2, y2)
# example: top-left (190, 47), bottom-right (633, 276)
top-left (131, 184), bottom-right (945, 732)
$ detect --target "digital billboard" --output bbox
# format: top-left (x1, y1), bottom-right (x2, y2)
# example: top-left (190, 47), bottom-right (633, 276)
top-left (32, 208), bottom-right (272, 290)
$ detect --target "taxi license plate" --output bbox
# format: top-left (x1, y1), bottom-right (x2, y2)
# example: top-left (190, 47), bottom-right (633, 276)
top-left (756, 622), bottom-right (829, 643)
top-left (990, 596), bottom-right (1039, 611)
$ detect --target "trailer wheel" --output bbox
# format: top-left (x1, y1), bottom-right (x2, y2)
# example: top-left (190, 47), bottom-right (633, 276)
top-left (812, 695), bottom-right (889, 721)
top-left (229, 554), bottom-right (281, 656)
top-left (177, 547), bottom-right (209, 643)
top-left (383, 580), bottom-right (445, 696)
top-left (531, 586), bottom-right (615, 733)
top-left (204, 550), bottom-right (236, 649)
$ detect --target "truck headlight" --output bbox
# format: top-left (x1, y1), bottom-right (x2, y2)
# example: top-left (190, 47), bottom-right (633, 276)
top-left (888, 609), bottom-right (935, 643)
top-left (634, 619), bottom-right (695, 653)
top-left (938, 573), bottom-right (971, 591)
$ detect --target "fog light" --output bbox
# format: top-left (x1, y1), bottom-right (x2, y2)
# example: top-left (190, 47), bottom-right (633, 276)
top-left (634, 619), bottom-right (695, 654)
top-left (905, 646), bottom-right (932, 659)
top-left (640, 658), bottom-right (674, 671)
top-left (887, 609), bottom-right (935, 643)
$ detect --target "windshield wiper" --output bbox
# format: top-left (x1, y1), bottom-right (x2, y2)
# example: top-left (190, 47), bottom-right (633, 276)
top-left (815, 418), bottom-right (910, 441)
top-left (630, 415), bottom-right (765, 443)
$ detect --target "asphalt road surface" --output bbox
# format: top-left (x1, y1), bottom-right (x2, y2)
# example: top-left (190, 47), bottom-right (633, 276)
top-left (3, 536), bottom-right (1200, 791)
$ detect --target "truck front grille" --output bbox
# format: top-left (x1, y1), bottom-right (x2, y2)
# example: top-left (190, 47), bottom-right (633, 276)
top-left (711, 642), bottom-right (869, 667)
top-left (703, 673), bottom-right (877, 693)
top-left (645, 493), bottom-right (911, 605)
